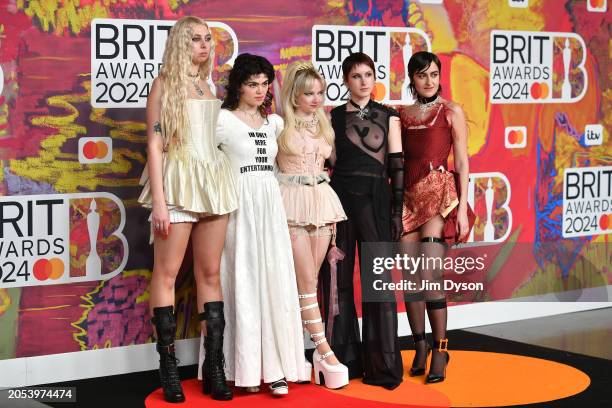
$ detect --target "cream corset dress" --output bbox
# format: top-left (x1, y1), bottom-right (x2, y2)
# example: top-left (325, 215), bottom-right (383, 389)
top-left (276, 131), bottom-right (346, 234)
top-left (139, 99), bottom-right (238, 228)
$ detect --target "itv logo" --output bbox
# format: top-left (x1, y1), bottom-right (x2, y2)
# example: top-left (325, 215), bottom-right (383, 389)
top-left (584, 124), bottom-right (603, 146)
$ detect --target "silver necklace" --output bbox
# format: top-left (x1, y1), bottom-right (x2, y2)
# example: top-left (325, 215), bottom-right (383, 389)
top-left (237, 108), bottom-right (261, 121)
top-left (416, 95), bottom-right (440, 113)
top-left (189, 72), bottom-right (204, 97)
top-left (294, 115), bottom-right (319, 130)
top-left (349, 99), bottom-right (370, 120)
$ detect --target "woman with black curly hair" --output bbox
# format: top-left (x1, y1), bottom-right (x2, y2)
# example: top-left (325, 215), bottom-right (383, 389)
top-left (197, 53), bottom-right (307, 396)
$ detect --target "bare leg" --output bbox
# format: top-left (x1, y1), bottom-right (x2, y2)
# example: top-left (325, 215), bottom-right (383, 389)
top-left (292, 233), bottom-right (340, 364)
top-left (191, 214), bottom-right (229, 334)
top-left (150, 223), bottom-right (193, 313)
top-left (309, 233), bottom-right (332, 280)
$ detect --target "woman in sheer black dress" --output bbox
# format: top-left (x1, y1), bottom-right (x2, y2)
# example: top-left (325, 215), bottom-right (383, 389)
top-left (321, 52), bottom-right (404, 389)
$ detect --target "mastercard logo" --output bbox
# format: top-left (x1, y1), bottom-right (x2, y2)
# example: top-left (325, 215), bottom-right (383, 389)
top-left (371, 82), bottom-right (387, 101)
top-left (530, 82), bottom-right (550, 100)
top-left (505, 126), bottom-right (527, 149)
top-left (587, 0), bottom-right (607, 12)
top-left (83, 141), bottom-right (109, 159)
top-left (33, 258), bottom-right (65, 281)
top-left (507, 129), bottom-right (525, 145)
top-left (599, 214), bottom-right (611, 230)
top-left (78, 137), bottom-right (112, 164)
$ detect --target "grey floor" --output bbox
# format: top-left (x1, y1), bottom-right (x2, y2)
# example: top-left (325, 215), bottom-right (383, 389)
top-left (464, 307), bottom-right (612, 360)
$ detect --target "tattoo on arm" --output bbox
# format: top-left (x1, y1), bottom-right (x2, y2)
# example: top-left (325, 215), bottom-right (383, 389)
top-left (153, 122), bottom-right (162, 134)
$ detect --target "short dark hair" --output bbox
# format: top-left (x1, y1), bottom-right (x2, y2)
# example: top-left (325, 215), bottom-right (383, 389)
top-left (341, 52), bottom-right (375, 82)
top-left (222, 53), bottom-right (275, 116)
top-left (407, 51), bottom-right (442, 97)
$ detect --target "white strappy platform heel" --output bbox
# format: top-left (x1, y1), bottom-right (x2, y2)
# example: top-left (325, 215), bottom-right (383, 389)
top-left (299, 293), bottom-right (349, 389)
top-left (299, 359), bottom-right (313, 383)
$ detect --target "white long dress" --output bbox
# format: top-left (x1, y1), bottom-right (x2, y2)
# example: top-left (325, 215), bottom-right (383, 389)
top-left (198, 109), bottom-right (306, 387)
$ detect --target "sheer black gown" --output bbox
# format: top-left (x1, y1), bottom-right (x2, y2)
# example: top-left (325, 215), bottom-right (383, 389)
top-left (320, 101), bottom-right (403, 389)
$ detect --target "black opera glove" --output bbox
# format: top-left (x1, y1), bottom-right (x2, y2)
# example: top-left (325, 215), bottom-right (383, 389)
top-left (388, 152), bottom-right (404, 242)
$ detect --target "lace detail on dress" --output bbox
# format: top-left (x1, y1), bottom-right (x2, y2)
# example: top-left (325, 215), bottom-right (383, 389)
top-left (400, 103), bottom-right (448, 130)
top-left (345, 102), bottom-right (395, 165)
top-left (277, 129), bottom-right (331, 174)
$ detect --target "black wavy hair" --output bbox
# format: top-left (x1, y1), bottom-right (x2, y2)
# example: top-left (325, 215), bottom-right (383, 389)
top-left (407, 51), bottom-right (442, 98)
top-left (222, 53), bottom-right (275, 117)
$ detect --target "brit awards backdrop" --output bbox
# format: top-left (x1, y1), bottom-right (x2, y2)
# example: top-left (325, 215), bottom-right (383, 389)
top-left (0, 0), bottom-right (609, 363)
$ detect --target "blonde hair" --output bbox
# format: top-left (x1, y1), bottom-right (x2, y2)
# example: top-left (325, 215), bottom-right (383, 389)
top-left (158, 16), bottom-right (215, 147)
top-left (278, 61), bottom-right (334, 155)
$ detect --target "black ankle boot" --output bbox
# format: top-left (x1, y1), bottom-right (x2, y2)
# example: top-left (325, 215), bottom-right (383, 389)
top-left (200, 301), bottom-right (233, 400)
top-left (152, 306), bottom-right (185, 403)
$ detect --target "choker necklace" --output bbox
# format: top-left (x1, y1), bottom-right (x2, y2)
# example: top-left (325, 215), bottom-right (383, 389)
top-left (187, 71), bottom-right (199, 78)
top-left (237, 107), bottom-right (261, 121)
top-left (415, 95), bottom-right (440, 112)
top-left (294, 115), bottom-right (318, 130)
top-left (189, 73), bottom-right (204, 97)
top-left (349, 99), bottom-right (371, 120)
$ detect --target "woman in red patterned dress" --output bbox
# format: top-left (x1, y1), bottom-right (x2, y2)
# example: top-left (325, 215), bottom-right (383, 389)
top-left (399, 51), bottom-right (474, 384)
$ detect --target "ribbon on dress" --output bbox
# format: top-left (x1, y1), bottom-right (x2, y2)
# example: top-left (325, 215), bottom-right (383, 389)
top-left (325, 241), bottom-right (344, 341)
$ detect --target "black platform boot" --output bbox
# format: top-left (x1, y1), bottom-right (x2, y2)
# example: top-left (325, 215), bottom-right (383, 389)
top-left (152, 306), bottom-right (185, 403)
top-left (200, 301), bottom-right (233, 400)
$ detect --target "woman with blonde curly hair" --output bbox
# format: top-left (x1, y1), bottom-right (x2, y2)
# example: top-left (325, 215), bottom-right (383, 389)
top-left (276, 61), bottom-right (348, 389)
top-left (138, 16), bottom-right (237, 403)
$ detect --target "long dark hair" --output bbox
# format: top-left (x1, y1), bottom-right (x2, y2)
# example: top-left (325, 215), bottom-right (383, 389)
top-left (407, 51), bottom-right (442, 98)
top-left (222, 53), bottom-right (275, 117)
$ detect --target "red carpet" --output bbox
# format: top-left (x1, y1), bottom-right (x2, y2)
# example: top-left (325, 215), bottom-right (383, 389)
top-left (145, 350), bottom-right (590, 407)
